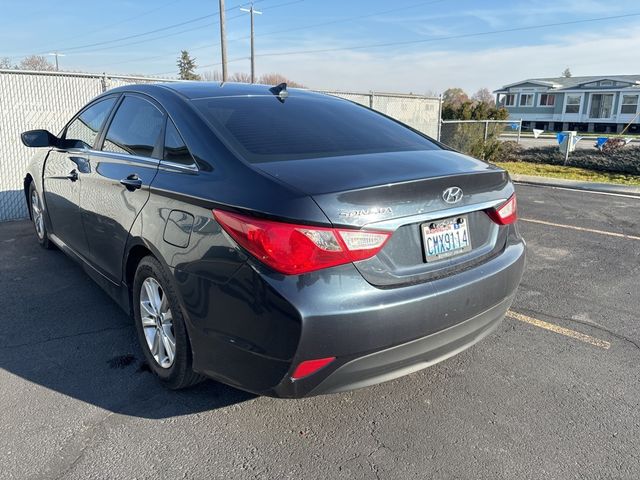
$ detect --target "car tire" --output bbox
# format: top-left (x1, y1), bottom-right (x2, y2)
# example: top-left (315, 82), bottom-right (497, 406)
top-left (132, 255), bottom-right (205, 390)
top-left (28, 182), bottom-right (54, 250)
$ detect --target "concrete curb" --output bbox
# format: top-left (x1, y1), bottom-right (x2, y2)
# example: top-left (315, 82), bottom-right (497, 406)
top-left (510, 174), bottom-right (640, 197)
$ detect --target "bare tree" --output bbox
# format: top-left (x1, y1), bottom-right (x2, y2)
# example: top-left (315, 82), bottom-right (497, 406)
top-left (258, 73), bottom-right (305, 88)
top-left (442, 87), bottom-right (469, 108)
top-left (201, 70), bottom-right (223, 81)
top-left (229, 72), bottom-right (252, 83)
top-left (0, 57), bottom-right (12, 69)
top-left (562, 68), bottom-right (572, 78)
top-left (19, 55), bottom-right (55, 71)
top-left (471, 88), bottom-right (495, 105)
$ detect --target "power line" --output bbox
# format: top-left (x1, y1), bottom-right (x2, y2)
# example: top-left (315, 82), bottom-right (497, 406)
top-left (8, 0), bottom-right (264, 59)
top-left (55, 0), bottom-right (184, 46)
top-left (251, 12), bottom-right (640, 58)
top-left (97, 0), bottom-right (442, 69)
top-left (57, 14), bottom-right (220, 53)
top-left (234, 0), bottom-right (447, 42)
top-left (77, 0), bottom-right (303, 71)
top-left (154, 11), bottom-right (640, 73)
top-left (47, 0), bottom-right (301, 58)
top-left (58, 0), bottom-right (263, 53)
top-left (7, 0), bottom-right (185, 60)
top-left (150, 55), bottom-right (248, 76)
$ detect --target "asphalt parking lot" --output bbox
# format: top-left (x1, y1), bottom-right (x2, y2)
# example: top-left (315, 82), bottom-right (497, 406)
top-left (1, 184), bottom-right (639, 480)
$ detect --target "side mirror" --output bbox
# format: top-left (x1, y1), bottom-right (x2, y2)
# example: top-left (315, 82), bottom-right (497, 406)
top-left (21, 129), bottom-right (59, 148)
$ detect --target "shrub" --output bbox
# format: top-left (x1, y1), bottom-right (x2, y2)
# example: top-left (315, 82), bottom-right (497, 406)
top-left (489, 141), bottom-right (523, 163)
top-left (602, 138), bottom-right (626, 154)
top-left (507, 146), bottom-right (640, 176)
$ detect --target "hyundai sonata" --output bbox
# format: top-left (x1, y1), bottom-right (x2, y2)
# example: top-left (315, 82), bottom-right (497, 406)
top-left (22, 82), bottom-right (524, 397)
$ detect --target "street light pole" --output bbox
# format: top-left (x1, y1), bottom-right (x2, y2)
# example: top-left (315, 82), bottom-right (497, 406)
top-left (219, 0), bottom-right (228, 81)
top-left (240, 3), bottom-right (262, 83)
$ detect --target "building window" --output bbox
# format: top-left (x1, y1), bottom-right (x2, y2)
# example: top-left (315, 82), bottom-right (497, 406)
top-left (565, 95), bottom-right (581, 114)
top-left (621, 95), bottom-right (639, 114)
top-left (539, 94), bottom-right (556, 107)
top-left (498, 93), bottom-right (516, 107)
top-left (519, 94), bottom-right (534, 107)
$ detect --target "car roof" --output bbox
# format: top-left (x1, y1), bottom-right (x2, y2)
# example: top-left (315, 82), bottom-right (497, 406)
top-left (108, 81), bottom-right (326, 101)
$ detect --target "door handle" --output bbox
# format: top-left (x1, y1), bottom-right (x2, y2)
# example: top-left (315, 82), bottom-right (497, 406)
top-left (120, 174), bottom-right (143, 191)
top-left (66, 169), bottom-right (78, 182)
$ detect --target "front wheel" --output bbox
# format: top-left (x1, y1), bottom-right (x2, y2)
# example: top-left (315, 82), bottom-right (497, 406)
top-left (132, 256), bottom-right (204, 389)
top-left (28, 182), bottom-right (53, 249)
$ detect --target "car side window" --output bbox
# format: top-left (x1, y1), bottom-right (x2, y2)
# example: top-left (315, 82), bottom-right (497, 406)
top-left (163, 119), bottom-right (196, 167)
top-left (64, 97), bottom-right (117, 148)
top-left (102, 96), bottom-right (165, 158)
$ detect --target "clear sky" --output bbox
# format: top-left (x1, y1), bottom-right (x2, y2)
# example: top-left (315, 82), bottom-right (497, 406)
top-left (2, 0), bottom-right (640, 94)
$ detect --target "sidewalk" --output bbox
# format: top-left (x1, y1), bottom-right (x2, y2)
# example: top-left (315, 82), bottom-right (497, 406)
top-left (510, 174), bottom-right (640, 197)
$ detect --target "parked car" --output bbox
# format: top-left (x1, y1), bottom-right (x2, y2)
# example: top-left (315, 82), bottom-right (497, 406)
top-left (22, 82), bottom-right (525, 398)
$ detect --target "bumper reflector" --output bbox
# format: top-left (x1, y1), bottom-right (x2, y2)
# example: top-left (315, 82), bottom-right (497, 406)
top-left (291, 357), bottom-right (336, 380)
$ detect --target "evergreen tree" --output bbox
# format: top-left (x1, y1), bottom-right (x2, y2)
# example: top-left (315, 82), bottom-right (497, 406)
top-left (177, 50), bottom-right (200, 80)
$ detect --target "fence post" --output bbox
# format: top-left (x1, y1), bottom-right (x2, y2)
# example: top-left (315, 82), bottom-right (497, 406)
top-left (369, 92), bottom-right (374, 109)
top-left (484, 121), bottom-right (489, 141)
top-left (101, 73), bottom-right (107, 93)
top-left (517, 119), bottom-right (522, 144)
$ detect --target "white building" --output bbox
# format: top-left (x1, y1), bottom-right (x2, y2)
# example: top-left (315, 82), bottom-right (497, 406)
top-left (494, 75), bottom-right (640, 134)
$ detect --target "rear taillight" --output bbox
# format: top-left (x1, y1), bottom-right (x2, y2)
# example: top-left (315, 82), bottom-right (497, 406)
top-left (213, 210), bottom-right (391, 275)
top-left (487, 194), bottom-right (517, 225)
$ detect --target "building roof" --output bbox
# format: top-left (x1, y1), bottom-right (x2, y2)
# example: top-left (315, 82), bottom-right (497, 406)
top-left (495, 75), bottom-right (640, 92)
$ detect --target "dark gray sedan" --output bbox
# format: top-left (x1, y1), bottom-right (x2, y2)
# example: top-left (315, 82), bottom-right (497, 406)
top-left (22, 82), bottom-right (524, 398)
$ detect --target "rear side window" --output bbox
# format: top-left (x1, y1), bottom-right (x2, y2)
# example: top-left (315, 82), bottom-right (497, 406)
top-left (163, 119), bottom-right (195, 166)
top-left (192, 96), bottom-right (439, 163)
top-left (102, 96), bottom-right (164, 158)
top-left (65, 97), bottom-right (116, 148)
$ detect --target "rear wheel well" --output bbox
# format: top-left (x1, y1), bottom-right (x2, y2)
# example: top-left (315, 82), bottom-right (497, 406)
top-left (125, 245), bottom-right (154, 298)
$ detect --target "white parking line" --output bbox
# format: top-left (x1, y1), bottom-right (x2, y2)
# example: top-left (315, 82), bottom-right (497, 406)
top-left (520, 218), bottom-right (640, 241)
top-left (507, 311), bottom-right (611, 350)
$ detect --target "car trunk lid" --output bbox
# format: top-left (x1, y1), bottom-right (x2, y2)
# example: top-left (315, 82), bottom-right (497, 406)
top-left (253, 149), bottom-right (514, 287)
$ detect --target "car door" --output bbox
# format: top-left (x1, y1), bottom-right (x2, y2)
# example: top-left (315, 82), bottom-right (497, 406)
top-left (43, 96), bottom-right (118, 257)
top-left (81, 94), bottom-right (165, 283)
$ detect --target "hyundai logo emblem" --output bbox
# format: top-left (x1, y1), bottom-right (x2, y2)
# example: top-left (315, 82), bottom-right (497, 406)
top-left (443, 186), bottom-right (463, 204)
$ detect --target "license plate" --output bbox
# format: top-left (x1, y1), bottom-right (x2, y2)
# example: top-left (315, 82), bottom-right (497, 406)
top-left (422, 215), bottom-right (472, 262)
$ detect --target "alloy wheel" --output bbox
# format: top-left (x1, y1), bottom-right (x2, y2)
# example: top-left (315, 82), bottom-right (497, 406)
top-left (31, 189), bottom-right (45, 240)
top-left (139, 277), bottom-right (176, 369)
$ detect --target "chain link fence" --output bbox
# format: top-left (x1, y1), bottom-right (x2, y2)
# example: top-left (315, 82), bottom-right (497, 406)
top-left (0, 70), bottom-right (173, 221)
top-left (0, 70), bottom-right (441, 222)
top-left (318, 90), bottom-right (441, 138)
top-left (439, 120), bottom-right (522, 159)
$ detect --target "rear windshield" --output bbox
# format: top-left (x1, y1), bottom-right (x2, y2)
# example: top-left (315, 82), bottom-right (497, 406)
top-left (192, 95), bottom-right (439, 163)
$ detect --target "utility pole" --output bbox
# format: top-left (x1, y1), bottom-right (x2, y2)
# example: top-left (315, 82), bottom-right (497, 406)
top-left (240, 3), bottom-right (262, 83)
top-left (219, 0), bottom-right (228, 81)
top-left (48, 52), bottom-right (65, 71)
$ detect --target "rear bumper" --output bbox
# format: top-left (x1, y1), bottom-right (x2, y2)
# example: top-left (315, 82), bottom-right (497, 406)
top-left (179, 234), bottom-right (525, 398)
top-left (307, 293), bottom-right (512, 396)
